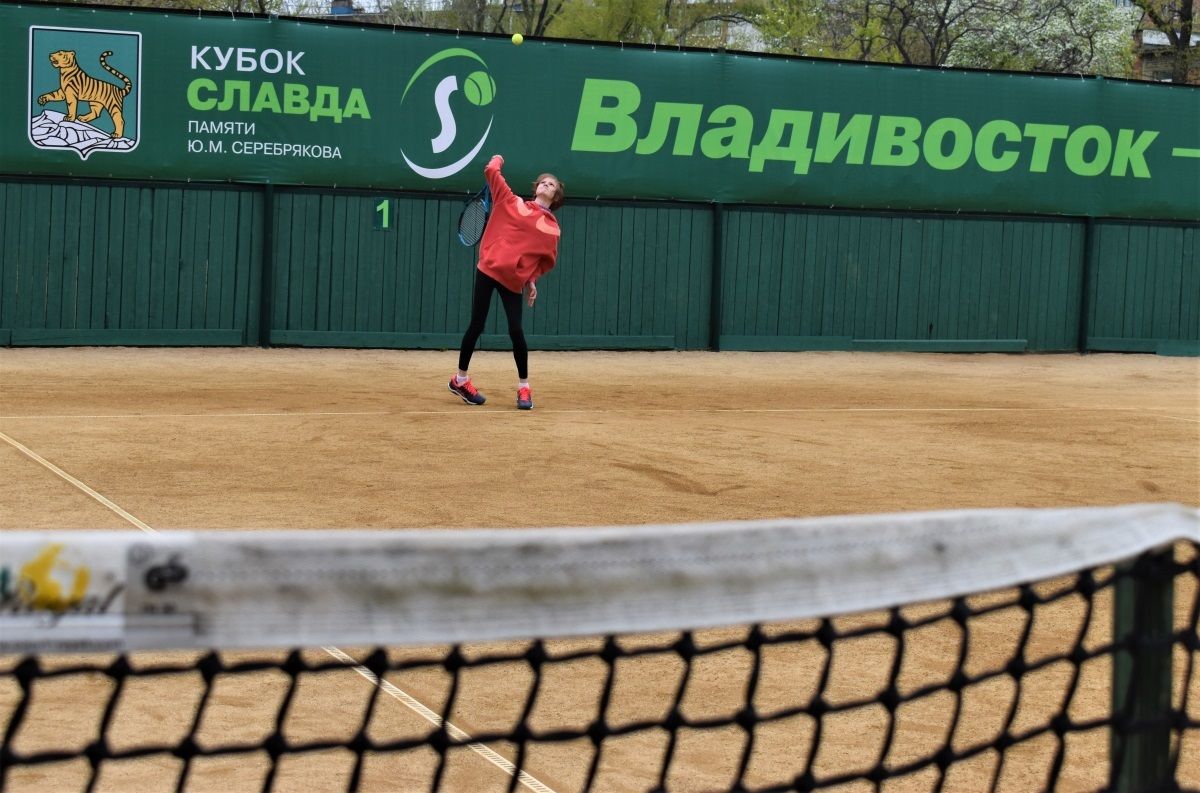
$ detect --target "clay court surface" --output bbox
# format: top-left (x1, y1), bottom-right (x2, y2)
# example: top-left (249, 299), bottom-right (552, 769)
top-left (1, 347), bottom-right (1198, 792)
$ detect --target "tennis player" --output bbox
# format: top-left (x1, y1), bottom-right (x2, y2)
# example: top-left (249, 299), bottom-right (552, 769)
top-left (449, 155), bottom-right (564, 410)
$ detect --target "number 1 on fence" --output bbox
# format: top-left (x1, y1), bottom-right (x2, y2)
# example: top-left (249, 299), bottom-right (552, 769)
top-left (374, 199), bottom-right (391, 231)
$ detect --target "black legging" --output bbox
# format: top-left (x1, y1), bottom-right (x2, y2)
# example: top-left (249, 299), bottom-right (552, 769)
top-left (458, 268), bottom-right (528, 378)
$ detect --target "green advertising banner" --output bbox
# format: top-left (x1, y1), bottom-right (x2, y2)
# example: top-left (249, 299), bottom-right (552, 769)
top-left (2, 2), bottom-right (1198, 220)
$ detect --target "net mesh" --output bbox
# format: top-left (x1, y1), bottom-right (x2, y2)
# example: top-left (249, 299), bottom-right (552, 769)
top-left (2, 509), bottom-right (1198, 793)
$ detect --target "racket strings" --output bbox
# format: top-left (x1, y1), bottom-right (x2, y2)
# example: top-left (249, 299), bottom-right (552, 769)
top-left (458, 198), bottom-right (489, 246)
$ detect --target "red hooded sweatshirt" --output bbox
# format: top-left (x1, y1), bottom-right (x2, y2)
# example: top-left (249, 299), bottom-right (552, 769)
top-left (477, 156), bottom-right (560, 294)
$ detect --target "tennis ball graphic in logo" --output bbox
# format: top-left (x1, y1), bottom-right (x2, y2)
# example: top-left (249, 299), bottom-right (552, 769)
top-left (399, 48), bottom-right (496, 179)
top-left (463, 71), bottom-right (497, 107)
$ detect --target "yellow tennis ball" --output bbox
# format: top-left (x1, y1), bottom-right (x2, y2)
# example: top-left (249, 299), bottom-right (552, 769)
top-left (511, 33), bottom-right (523, 46)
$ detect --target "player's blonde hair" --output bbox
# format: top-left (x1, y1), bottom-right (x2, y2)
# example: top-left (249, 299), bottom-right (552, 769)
top-left (533, 173), bottom-right (565, 210)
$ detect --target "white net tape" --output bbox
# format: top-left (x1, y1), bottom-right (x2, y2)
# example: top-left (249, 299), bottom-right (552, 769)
top-left (1, 503), bottom-right (1196, 653)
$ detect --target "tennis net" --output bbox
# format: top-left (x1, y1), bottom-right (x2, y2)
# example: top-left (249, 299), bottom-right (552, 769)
top-left (1, 503), bottom-right (1197, 792)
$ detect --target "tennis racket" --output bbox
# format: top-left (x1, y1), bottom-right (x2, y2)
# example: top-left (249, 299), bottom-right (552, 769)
top-left (456, 186), bottom-right (491, 247)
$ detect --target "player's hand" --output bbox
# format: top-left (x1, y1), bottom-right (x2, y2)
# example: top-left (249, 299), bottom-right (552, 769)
top-left (491, 154), bottom-right (504, 166)
top-left (527, 283), bottom-right (537, 307)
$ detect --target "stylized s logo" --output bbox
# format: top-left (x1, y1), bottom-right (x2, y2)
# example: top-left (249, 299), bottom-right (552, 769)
top-left (430, 76), bottom-right (458, 154)
top-left (400, 49), bottom-right (495, 180)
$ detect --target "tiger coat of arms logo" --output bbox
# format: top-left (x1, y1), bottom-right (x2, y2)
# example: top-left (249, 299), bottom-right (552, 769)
top-left (28, 27), bottom-right (141, 160)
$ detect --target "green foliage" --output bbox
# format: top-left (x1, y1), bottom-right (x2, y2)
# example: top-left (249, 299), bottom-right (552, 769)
top-left (947, 0), bottom-right (1140, 76)
top-left (757, 0), bottom-right (898, 61)
top-left (28, 0), bottom-right (1168, 81)
top-left (544, 0), bottom-right (763, 48)
top-left (26, 0), bottom-right (294, 11)
top-left (548, 0), bottom-right (666, 43)
top-left (758, 0), bottom-right (1141, 77)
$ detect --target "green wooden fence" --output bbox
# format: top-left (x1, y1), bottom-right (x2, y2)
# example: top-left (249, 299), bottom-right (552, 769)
top-left (719, 211), bottom-right (1086, 352)
top-left (267, 193), bottom-right (710, 350)
top-left (1, 178), bottom-right (1196, 355)
top-left (0, 181), bottom-right (260, 346)
top-left (1087, 222), bottom-right (1199, 356)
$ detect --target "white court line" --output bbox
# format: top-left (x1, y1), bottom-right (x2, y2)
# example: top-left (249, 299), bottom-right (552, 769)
top-left (0, 411), bottom-right (390, 420)
top-left (1, 429), bottom-right (554, 793)
top-left (324, 646), bottom-right (558, 793)
top-left (540, 406), bottom-right (1172, 414)
top-left (0, 430), bottom-right (154, 532)
top-left (1151, 414), bottom-right (1200, 424)
top-left (1, 406), bottom-right (1192, 420)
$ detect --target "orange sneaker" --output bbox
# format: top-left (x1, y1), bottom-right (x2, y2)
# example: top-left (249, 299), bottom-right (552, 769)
top-left (516, 386), bottom-right (533, 410)
top-left (448, 377), bottom-right (486, 405)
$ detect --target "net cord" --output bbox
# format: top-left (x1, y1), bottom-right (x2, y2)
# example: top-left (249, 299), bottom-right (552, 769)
top-left (1, 503), bottom-right (1196, 653)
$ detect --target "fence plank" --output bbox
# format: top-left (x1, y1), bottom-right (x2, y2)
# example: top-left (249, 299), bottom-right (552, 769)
top-left (1, 179), bottom-right (1192, 354)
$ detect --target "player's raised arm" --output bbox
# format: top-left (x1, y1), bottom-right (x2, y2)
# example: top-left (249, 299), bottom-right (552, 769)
top-left (484, 155), bottom-right (514, 206)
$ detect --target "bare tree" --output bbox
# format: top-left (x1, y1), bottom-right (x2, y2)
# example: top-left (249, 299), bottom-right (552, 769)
top-left (758, 0), bottom-right (894, 60)
top-left (404, 0), bottom-right (564, 36)
top-left (760, 0), bottom-right (1025, 65)
top-left (1130, 0), bottom-right (1197, 83)
top-left (943, 0), bottom-right (1138, 76)
top-left (870, 0), bottom-right (1021, 66)
top-left (528, 0), bottom-right (568, 35)
top-left (1026, 0), bottom-right (1131, 74)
